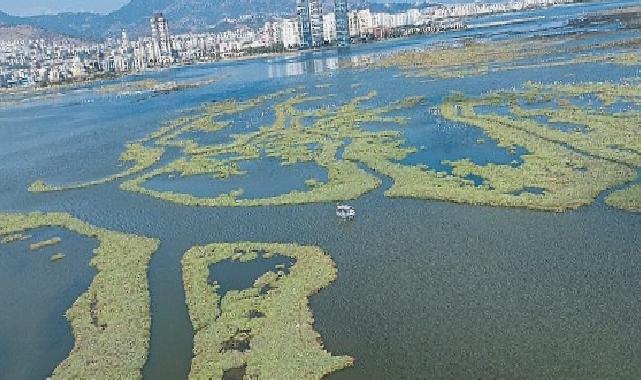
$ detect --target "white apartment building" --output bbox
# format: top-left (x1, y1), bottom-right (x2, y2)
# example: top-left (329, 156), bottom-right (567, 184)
top-left (280, 18), bottom-right (301, 49)
top-left (323, 13), bottom-right (337, 43)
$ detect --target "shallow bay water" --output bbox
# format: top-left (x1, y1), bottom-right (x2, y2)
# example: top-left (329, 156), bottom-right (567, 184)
top-left (0, 1), bottom-right (640, 378)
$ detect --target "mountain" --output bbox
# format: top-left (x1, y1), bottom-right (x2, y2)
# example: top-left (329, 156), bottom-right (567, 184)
top-left (0, 25), bottom-right (75, 41)
top-left (101, 0), bottom-right (297, 36)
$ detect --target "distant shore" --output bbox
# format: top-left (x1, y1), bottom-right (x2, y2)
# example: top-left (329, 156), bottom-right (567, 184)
top-left (0, 50), bottom-right (305, 96)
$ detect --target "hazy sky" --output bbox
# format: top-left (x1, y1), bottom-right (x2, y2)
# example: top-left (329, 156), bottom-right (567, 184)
top-left (0, 0), bottom-right (130, 16)
top-left (0, 0), bottom-right (472, 17)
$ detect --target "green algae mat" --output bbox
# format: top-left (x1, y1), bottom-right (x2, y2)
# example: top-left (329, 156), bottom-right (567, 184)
top-left (0, 213), bottom-right (159, 379)
top-left (182, 242), bottom-right (353, 379)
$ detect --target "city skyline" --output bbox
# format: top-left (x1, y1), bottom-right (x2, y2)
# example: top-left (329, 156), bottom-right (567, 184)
top-left (0, 0), bottom-right (478, 17)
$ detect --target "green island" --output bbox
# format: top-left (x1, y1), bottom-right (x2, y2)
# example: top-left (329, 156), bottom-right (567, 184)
top-left (30, 236), bottom-right (62, 251)
top-left (0, 213), bottom-right (159, 378)
top-left (182, 242), bottom-right (354, 379)
top-left (606, 184), bottom-right (641, 212)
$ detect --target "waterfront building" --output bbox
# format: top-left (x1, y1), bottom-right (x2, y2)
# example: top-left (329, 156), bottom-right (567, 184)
top-left (280, 19), bottom-right (302, 49)
top-left (323, 13), bottom-right (336, 44)
top-left (150, 13), bottom-right (173, 64)
top-left (0, 0), bottom-right (576, 88)
top-left (335, 0), bottom-right (350, 46)
top-left (296, 0), bottom-right (324, 48)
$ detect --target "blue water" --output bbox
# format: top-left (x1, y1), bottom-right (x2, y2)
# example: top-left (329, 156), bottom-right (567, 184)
top-left (0, 228), bottom-right (97, 380)
top-left (534, 115), bottom-right (589, 133)
top-left (208, 254), bottom-right (294, 299)
top-left (0, 1), bottom-right (640, 379)
top-left (401, 122), bottom-right (528, 174)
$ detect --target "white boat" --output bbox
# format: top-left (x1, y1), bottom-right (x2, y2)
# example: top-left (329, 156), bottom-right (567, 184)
top-left (336, 205), bottom-right (355, 219)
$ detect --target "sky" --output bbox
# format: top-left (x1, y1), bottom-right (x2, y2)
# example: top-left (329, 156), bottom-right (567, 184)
top-left (0, 0), bottom-right (474, 17)
top-left (0, 0), bottom-right (130, 16)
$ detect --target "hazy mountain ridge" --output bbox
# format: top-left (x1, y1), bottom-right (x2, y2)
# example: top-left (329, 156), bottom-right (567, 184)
top-left (0, 24), bottom-right (75, 41)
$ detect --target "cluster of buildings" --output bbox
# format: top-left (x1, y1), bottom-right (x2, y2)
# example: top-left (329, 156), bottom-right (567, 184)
top-left (0, 0), bottom-right (574, 88)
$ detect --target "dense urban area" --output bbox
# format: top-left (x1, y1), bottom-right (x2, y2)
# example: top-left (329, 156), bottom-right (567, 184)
top-left (1, 0), bottom-right (573, 88)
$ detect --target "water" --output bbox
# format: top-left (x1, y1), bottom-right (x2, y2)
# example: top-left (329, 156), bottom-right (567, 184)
top-left (209, 255), bottom-right (294, 299)
top-left (0, 1), bottom-right (640, 379)
top-left (533, 115), bottom-right (590, 133)
top-left (0, 228), bottom-right (97, 379)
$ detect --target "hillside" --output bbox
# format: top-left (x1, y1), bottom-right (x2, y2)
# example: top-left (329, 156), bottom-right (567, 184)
top-left (0, 25), bottom-right (77, 41)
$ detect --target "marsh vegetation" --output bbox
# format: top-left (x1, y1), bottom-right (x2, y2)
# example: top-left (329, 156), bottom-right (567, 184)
top-left (182, 242), bottom-right (353, 379)
top-left (0, 213), bottom-right (159, 379)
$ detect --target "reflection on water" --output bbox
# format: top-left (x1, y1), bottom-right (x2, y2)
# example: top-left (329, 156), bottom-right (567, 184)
top-left (268, 54), bottom-right (339, 78)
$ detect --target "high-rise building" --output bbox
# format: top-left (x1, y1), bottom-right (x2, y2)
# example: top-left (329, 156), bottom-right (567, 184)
top-left (121, 30), bottom-right (130, 52)
top-left (323, 13), bottom-right (336, 43)
top-left (296, 0), bottom-right (324, 48)
top-left (280, 19), bottom-right (301, 49)
top-left (335, 0), bottom-right (350, 47)
top-left (150, 13), bottom-right (172, 64)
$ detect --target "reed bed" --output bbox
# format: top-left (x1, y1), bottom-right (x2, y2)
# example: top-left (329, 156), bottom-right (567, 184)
top-left (29, 143), bottom-right (164, 193)
top-left (120, 90), bottom-right (422, 207)
top-left (350, 34), bottom-right (641, 79)
top-left (606, 183), bottom-right (641, 212)
top-left (0, 213), bottom-right (159, 379)
top-left (388, 82), bottom-right (640, 212)
top-left (0, 233), bottom-right (30, 244)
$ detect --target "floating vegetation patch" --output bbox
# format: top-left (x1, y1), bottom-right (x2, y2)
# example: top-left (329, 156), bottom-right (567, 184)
top-left (182, 243), bottom-right (353, 379)
top-left (30, 236), bottom-right (62, 251)
top-left (606, 183), bottom-right (641, 212)
top-left (0, 233), bottom-right (30, 244)
top-left (0, 213), bottom-right (159, 378)
top-left (50, 253), bottom-right (66, 261)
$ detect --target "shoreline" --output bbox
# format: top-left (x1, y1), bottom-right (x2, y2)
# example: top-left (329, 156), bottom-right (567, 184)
top-left (0, 50), bottom-right (305, 97)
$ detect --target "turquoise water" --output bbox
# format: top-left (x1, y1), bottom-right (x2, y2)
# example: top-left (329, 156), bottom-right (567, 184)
top-left (0, 1), bottom-right (640, 379)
